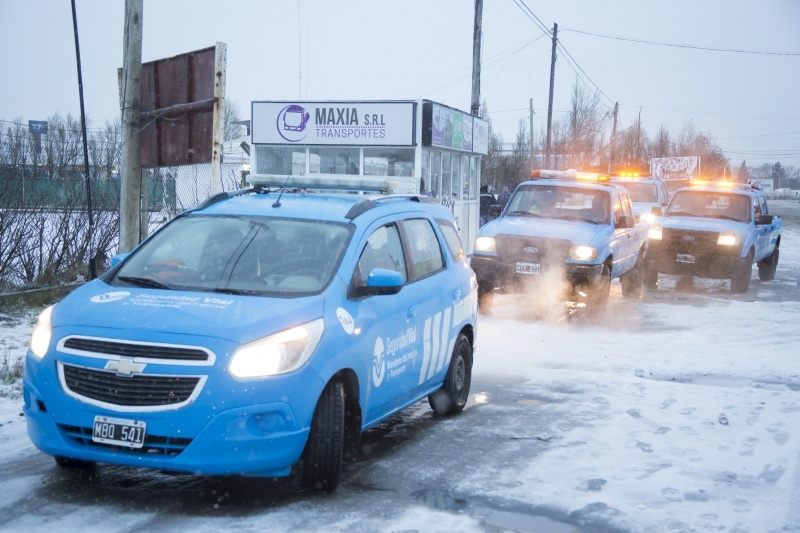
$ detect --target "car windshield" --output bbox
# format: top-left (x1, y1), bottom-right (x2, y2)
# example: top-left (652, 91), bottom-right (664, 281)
top-left (505, 185), bottom-right (610, 224)
top-left (113, 215), bottom-right (352, 296)
top-left (665, 191), bottom-right (751, 222)
top-left (616, 181), bottom-right (657, 202)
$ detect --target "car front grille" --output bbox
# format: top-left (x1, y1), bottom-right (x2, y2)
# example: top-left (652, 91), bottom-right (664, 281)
top-left (662, 228), bottom-right (719, 254)
top-left (59, 423), bottom-right (192, 456)
top-left (62, 337), bottom-right (209, 362)
top-left (495, 235), bottom-right (572, 267)
top-left (61, 363), bottom-right (201, 407)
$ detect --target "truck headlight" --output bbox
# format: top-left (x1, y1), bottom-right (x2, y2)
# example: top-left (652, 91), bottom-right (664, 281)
top-left (30, 305), bottom-right (55, 359)
top-left (717, 231), bottom-right (741, 246)
top-left (569, 245), bottom-right (597, 261)
top-left (648, 226), bottom-right (663, 240)
top-left (474, 236), bottom-right (496, 253)
top-left (230, 318), bottom-right (324, 378)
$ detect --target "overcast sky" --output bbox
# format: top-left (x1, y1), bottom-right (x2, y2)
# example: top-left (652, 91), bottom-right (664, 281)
top-left (1, 0), bottom-right (799, 168)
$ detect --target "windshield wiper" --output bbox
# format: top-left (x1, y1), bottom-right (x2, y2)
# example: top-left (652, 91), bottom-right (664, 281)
top-left (118, 276), bottom-right (171, 290)
top-left (507, 210), bottom-right (543, 218)
top-left (665, 210), bottom-right (697, 217)
top-left (706, 214), bottom-right (744, 222)
top-left (208, 287), bottom-right (261, 296)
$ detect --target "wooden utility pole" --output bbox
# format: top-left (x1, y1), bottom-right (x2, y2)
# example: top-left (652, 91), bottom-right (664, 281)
top-left (470, 0), bottom-right (483, 116)
top-left (529, 98), bottom-right (535, 163)
top-left (609, 102), bottom-right (619, 173)
top-left (119, 0), bottom-right (143, 253)
top-left (545, 23), bottom-right (557, 169)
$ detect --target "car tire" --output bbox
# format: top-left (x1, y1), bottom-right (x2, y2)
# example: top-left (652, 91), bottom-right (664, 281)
top-left (731, 250), bottom-right (754, 294)
top-left (585, 264), bottom-right (611, 317)
top-left (643, 267), bottom-right (658, 288)
top-left (620, 251), bottom-right (644, 299)
top-left (54, 456), bottom-right (94, 469)
top-left (428, 333), bottom-right (473, 416)
top-left (758, 246), bottom-right (779, 281)
top-left (302, 380), bottom-right (345, 493)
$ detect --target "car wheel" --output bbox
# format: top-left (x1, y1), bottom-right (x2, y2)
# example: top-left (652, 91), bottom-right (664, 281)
top-left (428, 333), bottom-right (473, 416)
top-left (302, 380), bottom-right (345, 493)
top-left (758, 247), bottom-right (779, 281)
top-left (643, 267), bottom-right (658, 288)
top-left (621, 251), bottom-right (644, 298)
top-left (54, 456), bottom-right (94, 469)
top-left (731, 251), bottom-right (754, 293)
top-left (585, 264), bottom-right (611, 317)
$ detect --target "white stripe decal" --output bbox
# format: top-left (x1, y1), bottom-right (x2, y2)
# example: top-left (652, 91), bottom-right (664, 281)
top-left (435, 306), bottom-right (453, 373)
top-left (419, 317), bottom-right (433, 385)
top-left (427, 312), bottom-right (442, 381)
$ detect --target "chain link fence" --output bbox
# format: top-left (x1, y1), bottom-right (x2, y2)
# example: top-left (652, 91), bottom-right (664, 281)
top-left (0, 122), bottom-right (249, 292)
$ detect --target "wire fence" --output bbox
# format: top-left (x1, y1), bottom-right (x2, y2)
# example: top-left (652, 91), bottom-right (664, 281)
top-left (0, 126), bottom-right (249, 292)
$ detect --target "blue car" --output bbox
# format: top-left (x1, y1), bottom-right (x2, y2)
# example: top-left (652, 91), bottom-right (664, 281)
top-left (24, 188), bottom-right (477, 492)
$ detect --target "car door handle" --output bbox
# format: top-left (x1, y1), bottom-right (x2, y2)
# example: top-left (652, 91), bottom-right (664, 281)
top-left (452, 289), bottom-right (461, 300)
top-left (407, 306), bottom-right (418, 318)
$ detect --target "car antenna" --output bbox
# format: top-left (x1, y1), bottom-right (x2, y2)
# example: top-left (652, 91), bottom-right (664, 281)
top-left (272, 175), bottom-right (292, 208)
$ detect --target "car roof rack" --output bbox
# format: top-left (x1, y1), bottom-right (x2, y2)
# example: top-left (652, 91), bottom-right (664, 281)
top-left (345, 194), bottom-right (437, 219)
top-left (248, 174), bottom-right (418, 195)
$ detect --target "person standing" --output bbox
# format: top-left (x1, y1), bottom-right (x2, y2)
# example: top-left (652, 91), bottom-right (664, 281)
top-left (479, 185), bottom-right (499, 226)
top-left (497, 185), bottom-right (512, 209)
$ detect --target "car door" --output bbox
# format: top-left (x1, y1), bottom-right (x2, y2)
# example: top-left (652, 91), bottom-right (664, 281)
top-left (752, 195), bottom-right (770, 260)
top-left (610, 191), bottom-right (634, 275)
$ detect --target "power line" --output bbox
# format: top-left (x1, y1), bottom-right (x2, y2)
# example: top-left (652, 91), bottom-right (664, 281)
top-left (561, 28), bottom-right (800, 57)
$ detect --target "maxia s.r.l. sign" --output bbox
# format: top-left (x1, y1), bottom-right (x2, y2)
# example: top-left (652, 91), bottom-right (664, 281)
top-left (251, 101), bottom-right (416, 146)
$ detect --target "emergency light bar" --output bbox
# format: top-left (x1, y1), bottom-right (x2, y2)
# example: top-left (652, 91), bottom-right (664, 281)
top-left (610, 171), bottom-right (651, 179)
top-left (531, 169), bottom-right (610, 182)
top-left (248, 174), bottom-right (419, 195)
top-left (688, 180), bottom-right (754, 191)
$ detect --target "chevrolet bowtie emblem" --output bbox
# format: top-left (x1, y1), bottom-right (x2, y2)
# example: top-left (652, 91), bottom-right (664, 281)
top-left (105, 358), bottom-right (146, 376)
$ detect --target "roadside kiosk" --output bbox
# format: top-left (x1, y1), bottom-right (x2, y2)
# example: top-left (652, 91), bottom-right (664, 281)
top-left (249, 100), bottom-right (489, 251)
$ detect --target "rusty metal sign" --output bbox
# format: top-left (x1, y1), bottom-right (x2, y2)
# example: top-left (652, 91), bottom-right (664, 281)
top-left (138, 44), bottom-right (226, 168)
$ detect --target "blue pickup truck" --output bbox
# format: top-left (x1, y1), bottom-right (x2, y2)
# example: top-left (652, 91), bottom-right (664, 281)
top-left (471, 169), bottom-right (648, 315)
top-left (644, 181), bottom-right (782, 292)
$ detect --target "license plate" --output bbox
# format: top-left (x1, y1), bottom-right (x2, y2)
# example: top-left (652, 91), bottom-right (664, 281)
top-left (676, 254), bottom-right (695, 264)
top-left (92, 416), bottom-right (146, 448)
top-left (516, 262), bottom-right (541, 275)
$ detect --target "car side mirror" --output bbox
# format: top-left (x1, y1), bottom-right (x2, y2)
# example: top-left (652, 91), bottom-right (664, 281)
top-left (352, 268), bottom-right (404, 298)
top-left (755, 213), bottom-right (774, 225)
top-left (651, 206), bottom-right (663, 217)
top-left (617, 215), bottom-right (635, 229)
top-left (489, 204), bottom-right (502, 218)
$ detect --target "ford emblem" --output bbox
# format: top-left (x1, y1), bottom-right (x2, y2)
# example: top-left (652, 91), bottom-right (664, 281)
top-left (523, 247), bottom-right (539, 254)
top-left (682, 236), bottom-right (695, 242)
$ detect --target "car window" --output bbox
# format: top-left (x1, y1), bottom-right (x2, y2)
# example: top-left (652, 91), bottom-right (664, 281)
top-left (436, 219), bottom-right (464, 262)
top-left (403, 218), bottom-right (445, 279)
top-left (613, 193), bottom-right (624, 225)
top-left (355, 224), bottom-right (408, 287)
top-left (620, 192), bottom-right (633, 217)
top-left (753, 196), bottom-right (762, 217)
top-left (759, 196), bottom-right (769, 215)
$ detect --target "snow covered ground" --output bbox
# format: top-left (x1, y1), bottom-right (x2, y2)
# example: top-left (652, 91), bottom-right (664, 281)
top-left (1, 201), bottom-right (799, 532)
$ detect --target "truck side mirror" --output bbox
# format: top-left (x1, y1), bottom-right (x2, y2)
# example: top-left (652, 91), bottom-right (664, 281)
top-left (489, 204), bottom-right (502, 218)
top-left (755, 213), bottom-right (774, 225)
top-left (617, 215), bottom-right (635, 229)
top-left (651, 206), bottom-right (663, 217)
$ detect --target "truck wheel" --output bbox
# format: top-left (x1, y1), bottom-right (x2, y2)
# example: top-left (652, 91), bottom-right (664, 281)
top-left (758, 247), bottom-right (779, 281)
top-left (428, 333), bottom-right (473, 415)
top-left (621, 252), bottom-right (644, 298)
top-left (302, 380), bottom-right (345, 493)
top-left (643, 267), bottom-right (658, 288)
top-left (731, 251), bottom-right (754, 294)
top-left (585, 264), bottom-right (611, 317)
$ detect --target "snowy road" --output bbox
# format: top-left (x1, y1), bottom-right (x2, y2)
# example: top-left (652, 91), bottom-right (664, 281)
top-left (1, 201), bottom-right (799, 532)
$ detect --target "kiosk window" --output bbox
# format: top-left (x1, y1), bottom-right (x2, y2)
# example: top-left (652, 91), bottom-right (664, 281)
top-left (310, 147), bottom-right (360, 175)
top-left (255, 146), bottom-right (306, 175)
top-left (364, 148), bottom-right (415, 177)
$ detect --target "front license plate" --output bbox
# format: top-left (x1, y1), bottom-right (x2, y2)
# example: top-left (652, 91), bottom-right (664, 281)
top-left (92, 416), bottom-right (146, 448)
top-left (516, 262), bottom-right (541, 275)
top-left (676, 254), bottom-right (695, 264)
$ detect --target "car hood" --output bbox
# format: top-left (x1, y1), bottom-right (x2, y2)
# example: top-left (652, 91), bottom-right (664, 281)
top-left (657, 216), bottom-right (749, 233)
top-left (49, 280), bottom-right (325, 345)
top-left (480, 215), bottom-right (605, 244)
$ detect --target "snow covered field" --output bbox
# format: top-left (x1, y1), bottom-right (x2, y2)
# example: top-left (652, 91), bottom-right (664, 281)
top-left (1, 201), bottom-right (799, 532)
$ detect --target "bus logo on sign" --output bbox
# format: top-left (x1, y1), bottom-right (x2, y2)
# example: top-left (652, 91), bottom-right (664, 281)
top-left (277, 105), bottom-right (310, 142)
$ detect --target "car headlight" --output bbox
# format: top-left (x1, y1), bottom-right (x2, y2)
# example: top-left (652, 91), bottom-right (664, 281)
top-left (648, 226), bottom-right (663, 240)
top-left (568, 245), bottom-right (597, 261)
top-left (640, 213), bottom-right (656, 224)
top-left (717, 231), bottom-right (741, 246)
top-left (474, 236), bottom-right (496, 253)
top-left (230, 318), bottom-right (324, 378)
top-left (30, 305), bottom-right (55, 359)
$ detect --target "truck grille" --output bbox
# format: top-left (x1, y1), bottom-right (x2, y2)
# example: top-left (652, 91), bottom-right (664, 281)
top-left (662, 228), bottom-right (719, 254)
top-left (62, 337), bottom-right (210, 362)
top-left (59, 424), bottom-right (192, 456)
top-left (495, 235), bottom-right (571, 267)
top-left (61, 363), bottom-right (201, 407)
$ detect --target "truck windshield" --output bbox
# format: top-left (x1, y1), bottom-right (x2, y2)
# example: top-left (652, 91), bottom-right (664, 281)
top-left (113, 216), bottom-right (352, 296)
top-left (666, 191), bottom-right (751, 223)
top-left (505, 185), bottom-right (610, 224)
top-left (616, 182), bottom-right (657, 202)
